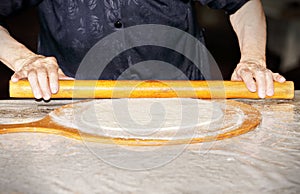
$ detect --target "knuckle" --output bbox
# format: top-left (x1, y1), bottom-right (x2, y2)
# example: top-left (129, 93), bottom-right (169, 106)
top-left (38, 71), bottom-right (48, 77)
top-left (49, 56), bottom-right (57, 62)
top-left (37, 66), bottom-right (47, 73)
top-left (46, 56), bottom-right (58, 64)
top-left (237, 63), bottom-right (249, 70)
top-left (265, 69), bottom-right (273, 74)
top-left (27, 69), bottom-right (37, 75)
top-left (255, 72), bottom-right (265, 80)
top-left (46, 62), bottom-right (59, 71)
top-left (237, 68), bottom-right (248, 75)
top-left (32, 69), bottom-right (47, 78)
top-left (48, 68), bottom-right (57, 74)
top-left (28, 73), bottom-right (37, 82)
top-left (30, 55), bottom-right (44, 64)
top-left (256, 75), bottom-right (265, 80)
top-left (240, 69), bottom-right (253, 78)
top-left (255, 70), bottom-right (265, 75)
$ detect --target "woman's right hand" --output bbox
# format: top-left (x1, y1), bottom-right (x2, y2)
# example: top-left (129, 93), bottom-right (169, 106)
top-left (11, 55), bottom-right (73, 100)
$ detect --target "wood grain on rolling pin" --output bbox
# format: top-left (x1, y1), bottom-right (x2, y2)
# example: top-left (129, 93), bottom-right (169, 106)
top-left (10, 80), bottom-right (294, 99)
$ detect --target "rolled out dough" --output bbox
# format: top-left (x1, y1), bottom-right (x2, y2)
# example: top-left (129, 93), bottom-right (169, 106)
top-left (50, 98), bottom-right (244, 140)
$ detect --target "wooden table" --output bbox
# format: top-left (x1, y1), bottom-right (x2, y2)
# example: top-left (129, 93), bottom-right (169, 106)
top-left (0, 92), bottom-right (299, 193)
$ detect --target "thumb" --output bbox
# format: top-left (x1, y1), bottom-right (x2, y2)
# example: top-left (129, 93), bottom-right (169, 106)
top-left (231, 70), bottom-right (242, 81)
top-left (11, 71), bottom-right (27, 82)
top-left (272, 73), bottom-right (286, 83)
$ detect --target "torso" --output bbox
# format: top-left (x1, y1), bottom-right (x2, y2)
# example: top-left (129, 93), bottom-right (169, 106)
top-left (37, 0), bottom-right (205, 79)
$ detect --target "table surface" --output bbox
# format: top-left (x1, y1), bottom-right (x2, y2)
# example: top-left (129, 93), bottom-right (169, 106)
top-left (0, 92), bottom-right (299, 193)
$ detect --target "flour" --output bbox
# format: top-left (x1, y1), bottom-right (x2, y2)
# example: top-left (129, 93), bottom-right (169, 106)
top-left (0, 108), bottom-right (46, 124)
top-left (1, 96), bottom-right (299, 193)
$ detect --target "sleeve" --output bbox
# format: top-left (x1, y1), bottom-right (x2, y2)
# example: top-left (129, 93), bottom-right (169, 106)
top-left (0, 0), bottom-right (41, 28)
top-left (196, 0), bottom-right (249, 14)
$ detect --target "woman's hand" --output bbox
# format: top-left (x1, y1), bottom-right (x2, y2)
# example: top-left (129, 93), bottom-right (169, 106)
top-left (0, 26), bottom-right (73, 100)
top-left (229, 0), bottom-right (286, 98)
top-left (231, 60), bottom-right (286, 98)
top-left (11, 55), bottom-right (73, 100)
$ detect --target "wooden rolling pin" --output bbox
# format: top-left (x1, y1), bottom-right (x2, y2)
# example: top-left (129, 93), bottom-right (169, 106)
top-left (10, 80), bottom-right (294, 99)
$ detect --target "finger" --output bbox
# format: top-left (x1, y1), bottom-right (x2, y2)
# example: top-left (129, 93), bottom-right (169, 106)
top-left (58, 69), bottom-right (75, 80)
top-left (254, 71), bottom-right (266, 98)
top-left (11, 71), bottom-right (27, 82)
top-left (273, 73), bottom-right (286, 83)
top-left (45, 57), bottom-right (60, 93)
top-left (240, 69), bottom-right (256, 92)
top-left (37, 67), bottom-right (51, 100)
top-left (231, 65), bottom-right (243, 81)
top-left (59, 76), bottom-right (75, 80)
top-left (266, 70), bottom-right (274, 96)
top-left (59, 75), bottom-right (75, 80)
top-left (27, 71), bottom-right (42, 99)
top-left (231, 71), bottom-right (242, 81)
top-left (48, 66), bottom-right (59, 94)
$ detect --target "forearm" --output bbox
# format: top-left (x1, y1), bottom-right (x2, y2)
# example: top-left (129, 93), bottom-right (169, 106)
top-left (229, 0), bottom-right (286, 98)
top-left (229, 0), bottom-right (266, 66)
top-left (0, 25), bottom-right (36, 72)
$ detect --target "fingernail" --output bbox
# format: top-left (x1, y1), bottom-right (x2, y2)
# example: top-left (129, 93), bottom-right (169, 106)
top-left (249, 86), bottom-right (256, 93)
top-left (259, 91), bottom-right (266, 99)
top-left (267, 90), bottom-right (274, 96)
top-left (279, 77), bottom-right (286, 82)
top-left (51, 86), bottom-right (58, 94)
top-left (11, 77), bottom-right (18, 82)
top-left (44, 96), bottom-right (50, 101)
top-left (35, 93), bottom-right (42, 99)
top-left (43, 92), bottom-right (51, 100)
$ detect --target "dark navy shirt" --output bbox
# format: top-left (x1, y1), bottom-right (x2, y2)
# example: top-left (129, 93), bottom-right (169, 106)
top-left (0, 0), bottom-right (248, 80)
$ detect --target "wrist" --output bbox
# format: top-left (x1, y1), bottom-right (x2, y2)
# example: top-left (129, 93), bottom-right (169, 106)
top-left (0, 28), bottom-right (37, 71)
top-left (11, 48), bottom-right (38, 72)
top-left (239, 56), bottom-right (266, 67)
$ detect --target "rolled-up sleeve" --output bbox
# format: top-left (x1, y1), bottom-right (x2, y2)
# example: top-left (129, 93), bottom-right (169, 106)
top-left (196, 0), bottom-right (249, 14)
top-left (0, 0), bottom-right (41, 28)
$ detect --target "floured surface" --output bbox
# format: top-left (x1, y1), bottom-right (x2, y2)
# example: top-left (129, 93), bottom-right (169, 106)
top-left (49, 99), bottom-right (245, 140)
top-left (0, 104), bottom-right (45, 124)
top-left (0, 94), bottom-right (300, 193)
top-left (0, 101), bottom-right (68, 124)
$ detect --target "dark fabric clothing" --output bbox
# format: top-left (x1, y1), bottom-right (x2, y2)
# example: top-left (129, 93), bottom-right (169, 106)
top-left (0, 0), bottom-right (248, 80)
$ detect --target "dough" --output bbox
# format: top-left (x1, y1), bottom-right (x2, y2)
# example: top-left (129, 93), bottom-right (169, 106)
top-left (50, 98), bottom-right (244, 140)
